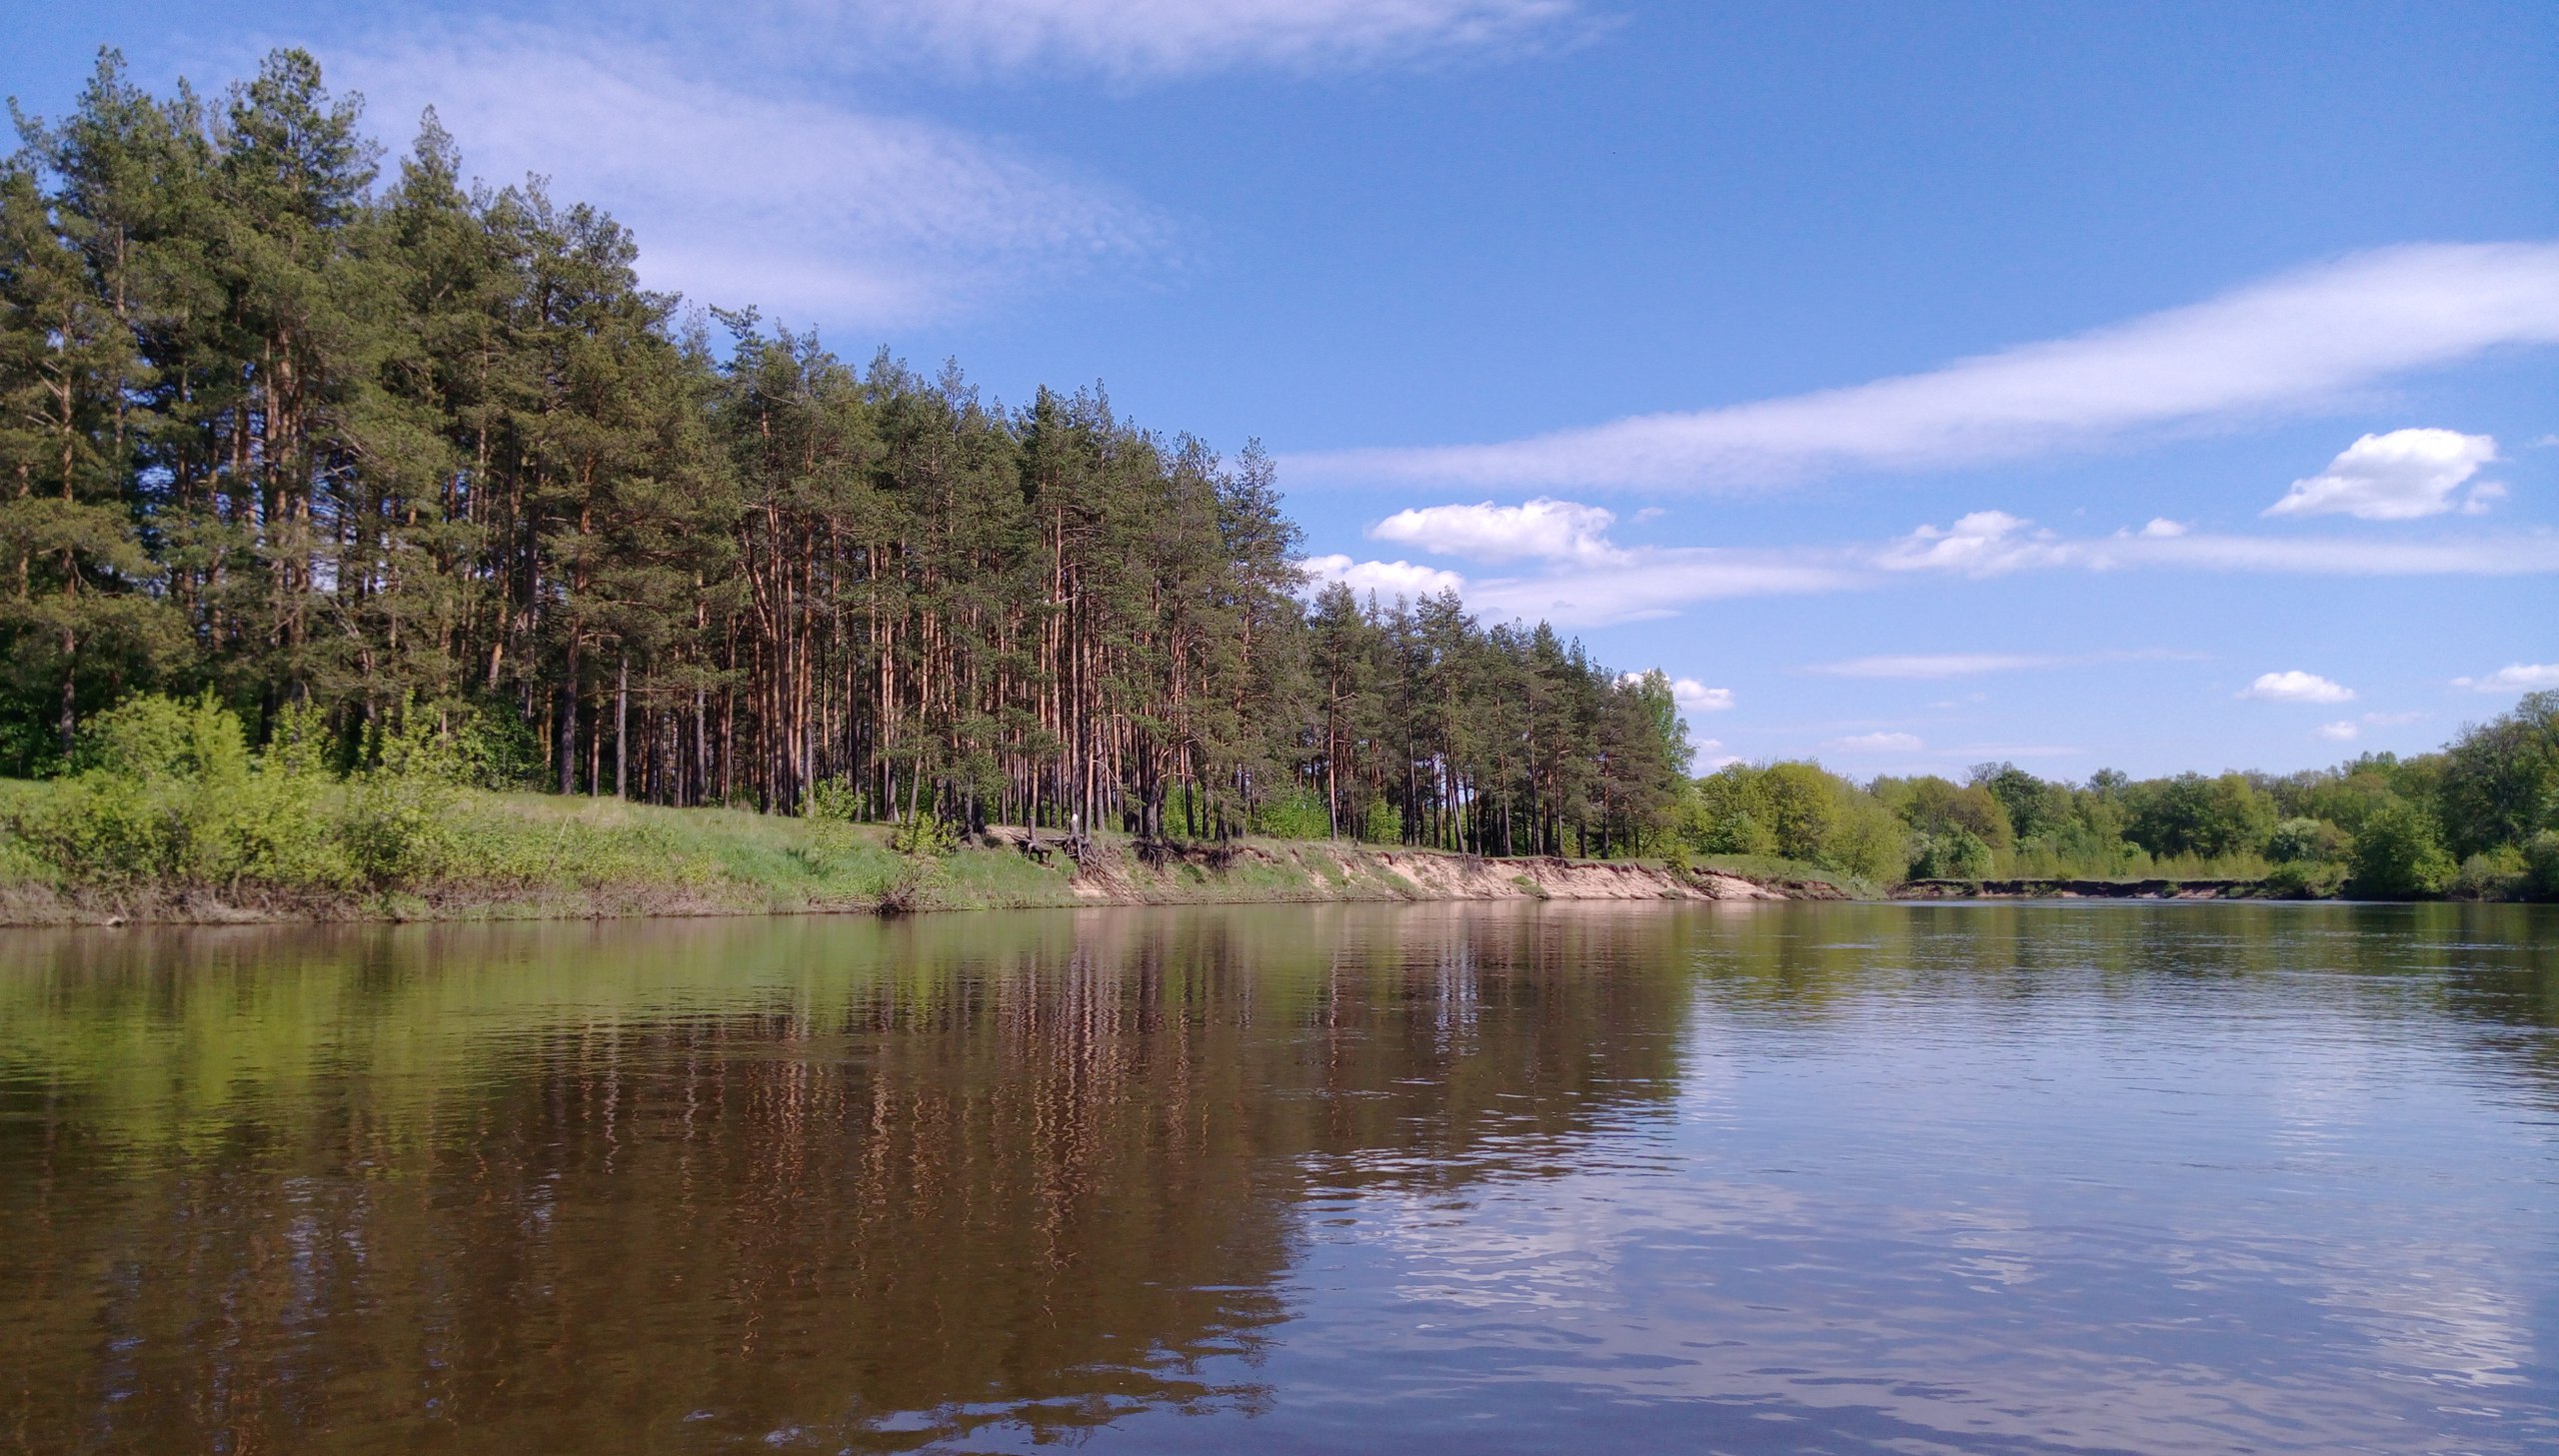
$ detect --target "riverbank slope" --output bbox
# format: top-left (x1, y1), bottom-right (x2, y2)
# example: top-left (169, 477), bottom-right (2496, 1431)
top-left (0, 788), bottom-right (1820, 926)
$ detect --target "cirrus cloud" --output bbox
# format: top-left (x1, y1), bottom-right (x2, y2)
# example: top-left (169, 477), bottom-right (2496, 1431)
top-left (339, 28), bottom-right (1175, 327)
top-left (821, 0), bottom-right (1589, 79)
top-left (1284, 243), bottom-right (2559, 493)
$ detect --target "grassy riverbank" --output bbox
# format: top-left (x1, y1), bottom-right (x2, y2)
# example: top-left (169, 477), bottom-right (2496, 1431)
top-left (0, 779), bottom-right (1799, 926)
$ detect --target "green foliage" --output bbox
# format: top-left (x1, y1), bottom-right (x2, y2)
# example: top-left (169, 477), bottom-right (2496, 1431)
top-left (1907, 828), bottom-right (1994, 880)
top-left (1683, 767), bottom-right (1777, 855)
top-left (889, 811), bottom-right (961, 858)
top-left (0, 694), bottom-right (478, 893)
top-left (1681, 760), bottom-right (1909, 882)
top-left (2347, 799), bottom-right (2454, 899)
top-left (1357, 796), bottom-right (1402, 845)
top-left (2525, 830), bottom-right (2559, 900)
top-left (2265, 816), bottom-right (2348, 864)
top-left (444, 701), bottom-right (547, 790)
top-left (804, 775), bottom-right (868, 824)
top-left (2435, 692), bottom-right (2559, 855)
top-left (7, 694), bottom-right (339, 889)
top-left (339, 710), bottom-right (463, 888)
top-left (2262, 858), bottom-right (2347, 898)
top-left (2448, 847), bottom-right (2528, 902)
top-left (1253, 789), bottom-right (1330, 840)
top-left (2124, 772), bottom-right (2272, 859)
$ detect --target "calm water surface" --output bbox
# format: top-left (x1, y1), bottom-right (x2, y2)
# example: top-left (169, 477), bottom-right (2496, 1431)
top-left (3, 901), bottom-right (2554, 1454)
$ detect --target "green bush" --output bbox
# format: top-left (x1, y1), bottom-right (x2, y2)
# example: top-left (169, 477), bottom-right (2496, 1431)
top-left (2525, 830), bottom-right (2559, 900)
top-left (339, 711), bottom-right (463, 888)
top-left (2447, 847), bottom-right (2528, 902)
top-left (2265, 816), bottom-right (2348, 864)
top-left (1, 693), bottom-right (475, 894)
top-left (1253, 789), bottom-right (1331, 840)
top-left (6, 694), bottom-right (347, 890)
top-left (889, 811), bottom-right (960, 857)
top-left (1907, 827), bottom-right (1994, 880)
top-left (804, 775), bottom-right (868, 823)
top-left (1357, 796), bottom-right (1402, 845)
top-left (2261, 858), bottom-right (2346, 898)
top-left (2346, 799), bottom-right (2453, 898)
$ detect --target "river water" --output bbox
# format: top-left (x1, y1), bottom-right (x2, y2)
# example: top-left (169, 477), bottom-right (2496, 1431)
top-left (2, 901), bottom-right (2553, 1454)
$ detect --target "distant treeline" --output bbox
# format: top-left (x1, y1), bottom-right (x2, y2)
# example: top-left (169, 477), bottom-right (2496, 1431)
top-left (1674, 691), bottom-right (2559, 900)
top-left (1, 49), bottom-right (1685, 854)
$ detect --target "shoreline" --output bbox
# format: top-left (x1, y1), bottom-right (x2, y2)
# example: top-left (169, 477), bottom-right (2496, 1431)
top-left (0, 832), bottom-right (1837, 928)
top-left (7, 848), bottom-right (2497, 930)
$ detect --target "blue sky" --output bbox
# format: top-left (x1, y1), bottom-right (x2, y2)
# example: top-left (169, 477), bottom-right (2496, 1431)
top-left (8, 0), bottom-right (2555, 777)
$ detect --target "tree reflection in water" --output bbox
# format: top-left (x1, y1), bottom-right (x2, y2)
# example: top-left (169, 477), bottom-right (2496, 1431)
top-left (0, 905), bottom-right (1701, 1452)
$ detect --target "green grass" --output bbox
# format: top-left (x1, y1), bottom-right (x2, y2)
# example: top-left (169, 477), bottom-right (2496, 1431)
top-left (1, 778), bottom-right (1834, 924)
top-left (1694, 853), bottom-right (1888, 900)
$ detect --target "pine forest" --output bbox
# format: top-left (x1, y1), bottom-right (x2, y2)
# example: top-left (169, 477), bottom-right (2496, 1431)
top-left (0, 51), bottom-right (1690, 855)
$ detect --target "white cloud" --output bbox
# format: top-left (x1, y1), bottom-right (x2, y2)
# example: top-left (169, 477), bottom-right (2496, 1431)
top-left (2451, 663), bottom-right (2559, 693)
top-left (1283, 243), bottom-right (2559, 492)
top-left (1830, 731), bottom-right (1924, 752)
top-left (1671, 680), bottom-right (1735, 713)
top-left (822, 0), bottom-right (1587, 79)
top-left (341, 29), bottom-right (1172, 327)
top-left (1296, 554), bottom-right (1465, 602)
top-left (2138, 518), bottom-right (2189, 538)
top-left (2317, 721), bottom-right (2362, 741)
top-left (2264, 428), bottom-right (2499, 521)
top-left (1875, 511), bottom-right (2068, 576)
top-left (1368, 498), bottom-right (1626, 565)
top-left (2241, 671), bottom-right (2356, 705)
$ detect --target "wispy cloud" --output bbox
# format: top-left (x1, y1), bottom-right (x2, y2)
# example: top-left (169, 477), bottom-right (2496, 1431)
top-left (2317, 721), bottom-right (2362, 740)
top-left (1462, 550), bottom-right (1860, 626)
top-left (1307, 509), bottom-right (2559, 627)
top-left (1284, 243), bottom-right (2559, 492)
top-left (1807, 653), bottom-right (2060, 679)
top-left (1831, 730), bottom-right (1924, 752)
top-left (1800, 649), bottom-right (2196, 680)
top-left (1877, 511), bottom-right (2559, 579)
top-left (2451, 663), bottom-right (2559, 693)
top-left (340, 27), bottom-right (1174, 327)
top-left (2265, 428), bottom-right (2500, 520)
top-left (815, 0), bottom-right (1588, 80)
top-left (1369, 498), bottom-right (1627, 565)
top-left (2241, 671), bottom-right (2355, 705)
